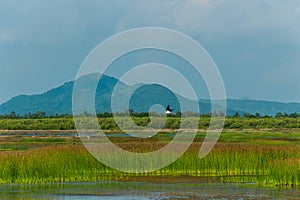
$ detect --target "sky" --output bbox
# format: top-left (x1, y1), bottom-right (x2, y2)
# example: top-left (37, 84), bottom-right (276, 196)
top-left (0, 0), bottom-right (300, 104)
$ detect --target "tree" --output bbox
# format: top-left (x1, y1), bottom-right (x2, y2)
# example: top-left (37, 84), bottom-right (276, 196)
top-left (211, 111), bottom-right (217, 117)
top-left (175, 111), bottom-right (182, 117)
top-left (255, 112), bottom-right (261, 118)
top-left (233, 112), bottom-right (240, 118)
top-left (31, 111), bottom-right (46, 118)
top-left (218, 111), bottom-right (225, 117)
top-left (9, 111), bottom-right (16, 119)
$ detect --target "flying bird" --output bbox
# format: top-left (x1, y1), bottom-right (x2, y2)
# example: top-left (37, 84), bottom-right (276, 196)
top-left (165, 105), bottom-right (174, 114)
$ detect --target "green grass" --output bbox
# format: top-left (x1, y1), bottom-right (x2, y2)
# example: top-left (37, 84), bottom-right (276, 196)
top-left (0, 130), bottom-right (299, 186)
top-left (172, 143), bottom-right (300, 186)
top-left (19, 137), bottom-right (66, 143)
top-left (0, 145), bottom-right (28, 151)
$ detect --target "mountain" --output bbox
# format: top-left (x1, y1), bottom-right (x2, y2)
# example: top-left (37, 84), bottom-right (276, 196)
top-left (0, 73), bottom-right (128, 115)
top-left (0, 73), bottom-right (299, 116)
top-left (226, 99), bottom-right (300, 116)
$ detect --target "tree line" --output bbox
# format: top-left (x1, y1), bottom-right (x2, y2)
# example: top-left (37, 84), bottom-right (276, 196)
top-left (0, 110), bottom-right (299, 130)
top-left (0, 116), bottom-right (299, 130)
top-left (1, 110), bottom-right (299, 119)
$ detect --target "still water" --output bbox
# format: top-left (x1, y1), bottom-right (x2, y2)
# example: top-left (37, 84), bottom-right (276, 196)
top-left (0, 181), bottom-right (299, 200)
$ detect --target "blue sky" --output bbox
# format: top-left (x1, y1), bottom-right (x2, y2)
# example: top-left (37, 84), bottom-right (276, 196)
top-left (0, 0), bottom-right (300, 104)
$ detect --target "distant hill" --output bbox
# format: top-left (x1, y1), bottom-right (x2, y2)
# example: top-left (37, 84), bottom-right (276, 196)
top-left (0, 73), bottom-right (299, 116)
top-left (226, 99), bottom-right (300, 116)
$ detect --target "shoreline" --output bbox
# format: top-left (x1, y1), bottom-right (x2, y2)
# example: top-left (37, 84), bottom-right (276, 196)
top-left (0, 128), bottom-right (299, 133)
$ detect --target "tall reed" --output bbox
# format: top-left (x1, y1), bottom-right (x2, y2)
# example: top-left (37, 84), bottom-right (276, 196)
top-left (0, 140), bottom-right (299, 186)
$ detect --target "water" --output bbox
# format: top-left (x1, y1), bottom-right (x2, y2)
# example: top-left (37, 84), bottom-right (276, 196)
top-left (0, 132), bottom-right (157, 137)
top-left (0, 181), bottom-right (299, 199)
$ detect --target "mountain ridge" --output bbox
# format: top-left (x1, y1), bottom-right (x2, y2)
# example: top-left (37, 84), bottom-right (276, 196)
top-left (1, 73), bottom-right (299, 116)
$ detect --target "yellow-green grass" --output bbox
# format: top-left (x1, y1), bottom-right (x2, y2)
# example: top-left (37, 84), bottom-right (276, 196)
top-left (0, 131), bottom-right (299, 186)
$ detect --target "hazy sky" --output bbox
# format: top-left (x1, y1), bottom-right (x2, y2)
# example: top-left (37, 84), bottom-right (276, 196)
top-left (0, 0), bottom-right (300, 104)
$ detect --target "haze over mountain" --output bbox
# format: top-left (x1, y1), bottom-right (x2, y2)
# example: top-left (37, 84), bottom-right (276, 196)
top-left (0, 73), bottom-right (299, 116)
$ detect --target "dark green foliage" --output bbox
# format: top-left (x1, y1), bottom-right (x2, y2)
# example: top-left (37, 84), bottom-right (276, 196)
top-left (0, 118), bottom-right (75, 130)
top-left (0, 115), bottom-right (299, 130)
top-left (223, 117), bottom-right (300, 129)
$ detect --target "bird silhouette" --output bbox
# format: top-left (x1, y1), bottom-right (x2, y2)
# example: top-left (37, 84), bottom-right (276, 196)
top-left (165, 105), bottom-right (174, 114)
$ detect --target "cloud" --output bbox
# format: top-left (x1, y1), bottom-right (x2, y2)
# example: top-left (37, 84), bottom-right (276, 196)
top-left (0, 0), bottom-right (299, 103)
top-left (1, 0), bottom-right (299, 46)
top-left (110, 0), bottom-right (300, 57)
top-left (0, 30), bottom-right (14, 42)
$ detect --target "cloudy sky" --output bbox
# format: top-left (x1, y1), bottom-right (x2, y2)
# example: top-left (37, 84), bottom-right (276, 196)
top-left (0, 0), bottom-right (299, 104)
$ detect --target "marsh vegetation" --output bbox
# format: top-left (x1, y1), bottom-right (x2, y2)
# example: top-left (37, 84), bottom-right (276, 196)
top-left (0, 124), bottom-right (299, 186)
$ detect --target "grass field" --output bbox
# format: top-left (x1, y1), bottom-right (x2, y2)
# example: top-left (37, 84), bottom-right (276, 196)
top-left (0, 128), bottom-right (299, 186)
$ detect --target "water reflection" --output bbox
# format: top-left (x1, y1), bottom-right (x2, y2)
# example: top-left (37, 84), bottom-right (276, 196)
top-left (0, 181), bottom-right (299, 199)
